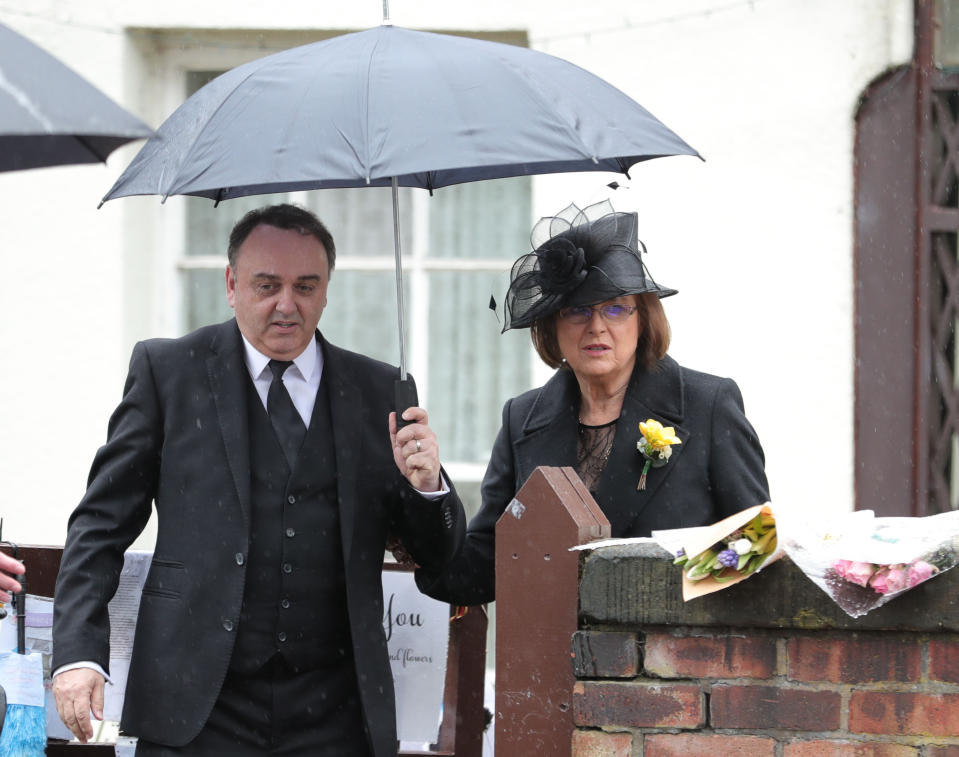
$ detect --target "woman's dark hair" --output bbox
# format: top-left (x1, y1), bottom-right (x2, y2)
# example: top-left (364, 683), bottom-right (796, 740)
top-left (530, 292), bottom-right (670, 371)
top-left (227, 203), bottom-right (336, 274)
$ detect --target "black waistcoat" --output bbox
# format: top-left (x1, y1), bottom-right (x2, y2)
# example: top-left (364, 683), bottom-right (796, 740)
top-left (231, 377), bottom-right (351, 674)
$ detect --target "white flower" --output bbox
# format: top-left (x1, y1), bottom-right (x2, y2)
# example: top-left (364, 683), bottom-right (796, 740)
top-left (731, 538), bottom-right (753, 556)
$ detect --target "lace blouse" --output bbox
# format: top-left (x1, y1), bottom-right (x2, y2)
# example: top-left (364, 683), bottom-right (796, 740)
top-left (576, 419), bottom-right (617, 493)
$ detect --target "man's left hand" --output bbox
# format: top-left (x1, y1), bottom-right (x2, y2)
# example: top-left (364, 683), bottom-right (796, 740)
top-left (389, 407), bottom-right (441, 493)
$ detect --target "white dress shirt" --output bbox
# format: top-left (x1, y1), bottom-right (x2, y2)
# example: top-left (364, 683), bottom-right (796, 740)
top-left (240, 333), bottom-right (322, 426)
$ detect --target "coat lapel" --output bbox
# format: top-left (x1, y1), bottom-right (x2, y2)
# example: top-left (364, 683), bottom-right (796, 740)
top-left (513, 368), bottom-right (581, 487)
top-left (319, 336), bottom-right (364, 565)
top-left (206, 320), bottom-right (252, 529)
top-left (596, 356), bottom-right (690, 535)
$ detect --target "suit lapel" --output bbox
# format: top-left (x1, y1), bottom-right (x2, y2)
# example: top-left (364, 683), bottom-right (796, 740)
top-left (207, 321), bottom-right (253, 529)
top-left (319, 336), bottom-right (363, 565)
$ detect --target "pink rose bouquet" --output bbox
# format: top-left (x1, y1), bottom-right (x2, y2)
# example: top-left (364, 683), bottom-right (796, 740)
top-left (782, 509), bottom-right (959, 618)
top-left (831, 555), bottom-right (944, 597)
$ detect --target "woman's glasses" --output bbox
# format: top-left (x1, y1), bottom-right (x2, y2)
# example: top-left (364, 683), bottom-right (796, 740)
top-left (558, 303), bottom-right (637, 324)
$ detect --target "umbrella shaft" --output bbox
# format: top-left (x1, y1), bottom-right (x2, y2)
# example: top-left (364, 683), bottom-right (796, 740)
top-left (16, 570), bottom-right (25, 654)
top-left (392, 177), bottom-right (408, 379)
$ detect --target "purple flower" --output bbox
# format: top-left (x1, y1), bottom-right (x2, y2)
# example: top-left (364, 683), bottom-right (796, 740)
top-left (717, 549), bottom-right (739, 568)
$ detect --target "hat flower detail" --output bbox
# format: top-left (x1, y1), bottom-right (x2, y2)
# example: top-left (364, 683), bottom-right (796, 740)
top-left (535, 237), bottom-right (588, 295)
top-left (500, 199), bottom-right (676, 332)
top-left (637, 419), bottom-right (681, 490)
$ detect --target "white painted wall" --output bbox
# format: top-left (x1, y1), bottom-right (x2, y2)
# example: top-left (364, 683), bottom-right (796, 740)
top-left (0, 0), bottom-right (914, 546)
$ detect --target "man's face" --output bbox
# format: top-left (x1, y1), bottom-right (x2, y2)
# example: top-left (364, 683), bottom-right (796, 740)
top-left (226, 224), bottom-right (330, 360)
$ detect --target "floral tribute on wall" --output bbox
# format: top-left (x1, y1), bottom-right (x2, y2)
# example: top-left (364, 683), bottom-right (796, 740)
top-left (652, 503), bottom-right (781, 600)
top-left (780, 509), bottom-right (959, 617)
top-left (652, 505), bottom-right (959, 616)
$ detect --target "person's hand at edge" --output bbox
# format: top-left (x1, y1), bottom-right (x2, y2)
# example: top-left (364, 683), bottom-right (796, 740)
top-left (0, 551), bottom-right (25, 603)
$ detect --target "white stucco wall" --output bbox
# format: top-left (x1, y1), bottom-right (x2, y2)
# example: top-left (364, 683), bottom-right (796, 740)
top-left (0, 0), bottom-right (914, 546)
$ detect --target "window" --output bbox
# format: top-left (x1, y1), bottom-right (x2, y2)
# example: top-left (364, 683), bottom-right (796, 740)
top-left (936, 0), bottom-right (959, 66)
top-left (855, 1), bottom-right (959, 515)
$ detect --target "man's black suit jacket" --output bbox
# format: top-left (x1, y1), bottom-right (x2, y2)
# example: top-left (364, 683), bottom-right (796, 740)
top-left (417, 354), bottom-right (769, 606)
top-left (52, 320), bottom-right (465, 755)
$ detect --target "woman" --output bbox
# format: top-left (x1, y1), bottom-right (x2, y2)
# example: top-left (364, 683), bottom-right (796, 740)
top-left (417, 200), bottom-right (769, 606)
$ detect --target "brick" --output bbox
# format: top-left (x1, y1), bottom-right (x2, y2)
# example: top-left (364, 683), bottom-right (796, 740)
top-left (571, 729), bottom-right (633, 757)
top-left (924, 747), bottom-right (959, 757)
top-left (573, 680), bottom-right (703, 729)
top-left (849, 691), bottom-right (959, 736)
top-left (710, 684), bottom-right (842, 731)
top-left (787, 635), bottom-right (920, 683)
top-left (645, 733), bottom-right (775, 757)
top-left (643, 631), bottom-right (776, 679)
top-left (783, 740), bottom-right (919, 757)
top-left (572, 631), bottom-right (640, 678)
top-left (930, 639), bottom-right (959, 683)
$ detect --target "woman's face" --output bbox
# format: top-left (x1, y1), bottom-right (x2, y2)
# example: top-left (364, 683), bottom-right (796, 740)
top-left (555, 295), bottom-right (641, 385)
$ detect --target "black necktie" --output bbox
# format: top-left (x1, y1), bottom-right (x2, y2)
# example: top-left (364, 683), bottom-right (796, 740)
top-left (267, 360), bottom-right (306, 468)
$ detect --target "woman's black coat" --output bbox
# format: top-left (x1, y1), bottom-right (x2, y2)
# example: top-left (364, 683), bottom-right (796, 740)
top-left (417, 354), bottom-right (769, 606)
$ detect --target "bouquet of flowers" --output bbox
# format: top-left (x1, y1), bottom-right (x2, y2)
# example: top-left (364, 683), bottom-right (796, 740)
top-left (653, 503), bottom-right (781, 600)
top-left (781, 509), bottom-right (959, 617)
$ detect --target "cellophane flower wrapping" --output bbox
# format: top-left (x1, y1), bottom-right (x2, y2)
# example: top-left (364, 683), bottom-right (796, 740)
top-left (652, 503), bottom-right (782, 600)
top-left (781, 509), bottom-right (959, 618)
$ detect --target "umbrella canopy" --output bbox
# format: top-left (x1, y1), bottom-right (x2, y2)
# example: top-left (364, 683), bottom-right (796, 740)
top-left (0, 23), bottom-right (152, 172)
top-left (101, 24), bottom-right (699, 203)
top-left (100, 24), bottom-right (699, 414)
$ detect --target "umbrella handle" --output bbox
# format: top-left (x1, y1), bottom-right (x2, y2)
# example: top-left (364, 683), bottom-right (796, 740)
top-left (394, 378), bottom-right (418, 429)
top-left (15, 566), bottom-right (25, 655)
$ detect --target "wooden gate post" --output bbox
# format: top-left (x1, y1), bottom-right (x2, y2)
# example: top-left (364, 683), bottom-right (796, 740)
top-left (494, 467), bottom-right (610, 756)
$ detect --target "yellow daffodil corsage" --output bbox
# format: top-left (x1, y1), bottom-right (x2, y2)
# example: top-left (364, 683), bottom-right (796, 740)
top-left (637, 419), bottom-right (681, 490)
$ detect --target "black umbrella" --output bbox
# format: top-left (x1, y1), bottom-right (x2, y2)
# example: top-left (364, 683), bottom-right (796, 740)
top-left (0, 23), bottom-right (152, 172)
top-left (101, 23), bottom-right (699, 416)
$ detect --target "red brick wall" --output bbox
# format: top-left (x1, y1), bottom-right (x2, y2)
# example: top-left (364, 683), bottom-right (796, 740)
top-left (571, 628), bottom-right (959, 756)
top-left (495, 477), bottom-right (959, 757)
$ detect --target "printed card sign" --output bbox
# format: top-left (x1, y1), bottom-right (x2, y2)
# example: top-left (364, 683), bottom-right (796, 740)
top-left (0, 651), bottom-right (44, 707)
top-left (382, 570), bottom-right (449, 744)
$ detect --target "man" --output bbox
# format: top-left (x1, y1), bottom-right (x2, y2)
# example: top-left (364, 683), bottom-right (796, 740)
top-left (52, 204), bottom-right (465, 756)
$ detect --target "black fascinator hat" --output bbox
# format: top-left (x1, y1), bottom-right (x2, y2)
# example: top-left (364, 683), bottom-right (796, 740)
top-left (502, 200), bottom-right (676, 331)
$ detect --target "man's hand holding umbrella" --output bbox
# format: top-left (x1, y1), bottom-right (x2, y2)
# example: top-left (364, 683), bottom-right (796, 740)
top-left (390, 407), bottom-right (442, 493)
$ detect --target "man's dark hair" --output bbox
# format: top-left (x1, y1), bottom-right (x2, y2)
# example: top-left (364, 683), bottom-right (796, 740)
top-left (227, 203), bottom-right (336, 274)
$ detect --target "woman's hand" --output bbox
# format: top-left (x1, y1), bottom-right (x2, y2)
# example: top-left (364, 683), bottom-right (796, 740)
top-left (389, 407), bottom-right (442, 493)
